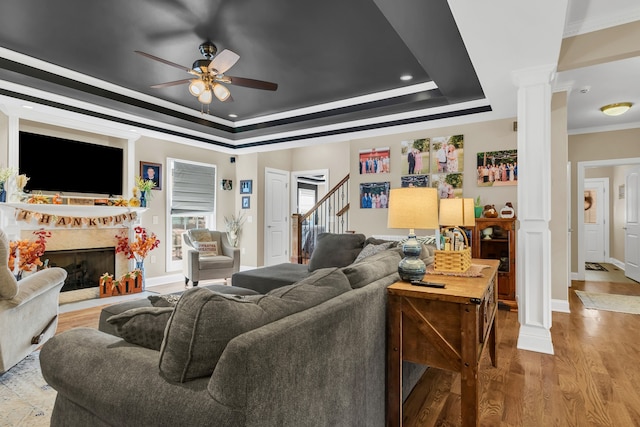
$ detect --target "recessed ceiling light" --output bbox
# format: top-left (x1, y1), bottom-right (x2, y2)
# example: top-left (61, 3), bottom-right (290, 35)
top-left (229, 114), bottom-right (238, 118)
top-left (600, 102), bottom-right (633, 116)
top-left (400, 74), bottom-right (413, 81)
top-left (22, 105), bottom-right (33, 109)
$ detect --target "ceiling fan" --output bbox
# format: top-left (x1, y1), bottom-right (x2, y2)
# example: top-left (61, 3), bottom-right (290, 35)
top-left (135, 40), bottom-right (278, 107)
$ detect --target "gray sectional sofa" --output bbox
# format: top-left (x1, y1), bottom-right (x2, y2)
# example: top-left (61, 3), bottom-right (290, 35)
top-left (40, 233), bottom-right (433, 427)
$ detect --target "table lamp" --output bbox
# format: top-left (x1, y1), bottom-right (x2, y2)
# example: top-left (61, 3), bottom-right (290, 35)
top-left (387, 187), bottom-right (439, 281)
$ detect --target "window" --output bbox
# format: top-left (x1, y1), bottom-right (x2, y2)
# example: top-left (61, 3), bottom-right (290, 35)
top-left (167, 159), bottom-right (216, 271)
top-left (298, 187), bottom-right (316, 214)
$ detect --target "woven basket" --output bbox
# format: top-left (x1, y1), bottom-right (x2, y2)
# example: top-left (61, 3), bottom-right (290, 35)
top-left (433, 247), bottom-right (471, 273)
top-left (433, 226), bottom-right (471, 273)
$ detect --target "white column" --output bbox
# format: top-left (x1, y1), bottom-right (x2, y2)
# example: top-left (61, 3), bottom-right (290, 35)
top-left (512, 65), bottom-right (555, 355)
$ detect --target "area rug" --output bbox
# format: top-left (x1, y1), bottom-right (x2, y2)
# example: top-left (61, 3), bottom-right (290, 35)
top-left (575, 290), bottom-right (640, 315)
top-left (585, 262), bottom-right (607, 271)
top-left (0, 351), bottom-right (55, 426)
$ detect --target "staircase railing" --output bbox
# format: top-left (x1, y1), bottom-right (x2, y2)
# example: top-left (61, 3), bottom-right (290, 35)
top-left (291, 174), bottom-right (350, 264)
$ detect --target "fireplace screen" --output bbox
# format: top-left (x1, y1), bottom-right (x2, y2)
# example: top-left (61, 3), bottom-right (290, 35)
top-left (45, 247), bottom-right (116, 292)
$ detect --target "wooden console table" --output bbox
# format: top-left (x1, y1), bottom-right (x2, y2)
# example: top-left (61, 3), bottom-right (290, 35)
top-left (386, 259), bottom-right (499, 427)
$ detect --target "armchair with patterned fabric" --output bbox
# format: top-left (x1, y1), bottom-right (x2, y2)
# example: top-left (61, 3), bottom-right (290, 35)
top-left (181, 229), bottom-right (240, 287)
top-left (0, 229), bottom-right (67, 373)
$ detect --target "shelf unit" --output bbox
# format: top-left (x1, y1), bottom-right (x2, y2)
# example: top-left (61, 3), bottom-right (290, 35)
top-left (472, 217), bottom-right (517, 310)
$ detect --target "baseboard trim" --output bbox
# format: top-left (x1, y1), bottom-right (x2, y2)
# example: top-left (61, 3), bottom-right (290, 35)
top-left (552, 298), bottom-right (570, 313)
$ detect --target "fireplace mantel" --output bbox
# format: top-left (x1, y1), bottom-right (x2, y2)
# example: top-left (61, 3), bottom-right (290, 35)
top-left (1, 202), bottom-right (146, 217)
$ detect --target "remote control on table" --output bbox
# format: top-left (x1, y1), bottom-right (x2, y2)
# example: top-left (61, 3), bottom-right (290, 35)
top-left (410, 281), bottom-right (446, 288)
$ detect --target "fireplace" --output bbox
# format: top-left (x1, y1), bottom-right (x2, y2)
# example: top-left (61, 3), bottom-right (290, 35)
top-left (45, 247), bottom-right (116, 293)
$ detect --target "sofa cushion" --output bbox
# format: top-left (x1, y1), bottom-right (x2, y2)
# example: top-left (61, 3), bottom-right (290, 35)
top-left (307, 233), bottom-right (366, 272)
top-left (158, 267), bottom-right (351, 383)
top-left (106, 306), bottom-right (174, 350)
top-left (342, 249), bottom-right (402, 289)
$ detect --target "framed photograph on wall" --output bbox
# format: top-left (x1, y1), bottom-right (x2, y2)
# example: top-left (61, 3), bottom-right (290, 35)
top-left (431, 173), bottom-right (463, 199)
top-left (140, 161), bottom-right (162, 190)
top-left (400, 174), bottom-right (429, 188)
top-left (430, 135), bottom-right (464, 174)
top-left (221, 179), bottom-right (232, 191)
top-left (240, 180), bottom-right (253, 194)
top-left (359, 181), bottom-right (390, 209)
top-left (400, 138), bottom-right (430, 175)
top-left (476, 149), bottom-right (518, 186)
top-left (359, 147), bottom-right (390, 174)
top-left (242, 196), bottom-right (250, 209)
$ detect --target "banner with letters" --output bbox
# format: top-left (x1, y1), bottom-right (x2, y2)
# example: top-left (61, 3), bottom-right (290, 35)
top-left (14, 208), bottom-right (138, 228)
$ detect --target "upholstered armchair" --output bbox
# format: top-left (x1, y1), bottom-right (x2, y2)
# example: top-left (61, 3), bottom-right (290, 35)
top-left (182, 229), bottom-right (240, 287)
top-left (0, 229), bottom-right (67, 374)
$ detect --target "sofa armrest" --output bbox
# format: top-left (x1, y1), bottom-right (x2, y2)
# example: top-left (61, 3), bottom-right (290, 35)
top-left (40, 328), bottom-right (240, 426)
top-left (7, 267), bottom-right (67, 307)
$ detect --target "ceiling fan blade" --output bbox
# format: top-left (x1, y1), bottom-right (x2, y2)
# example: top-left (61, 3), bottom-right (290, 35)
top-left (209, 49), bottom-right (240, 74)
top-left (150, 78), bottom-right (193, 88)
top-left (135, 50), bottom-right (192, 73)
top-left (226, 76), bottom-right (278, 91)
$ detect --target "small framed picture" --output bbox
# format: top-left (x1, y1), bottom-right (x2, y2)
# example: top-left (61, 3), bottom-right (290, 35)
top-left (140, 161), bottom-right (162, 190)
top-left (242, 196), bottom-right (250, 209)
top-left (221, 179), bottom-right (233, 191)
top-left (240, 180), bottom-right (253, 194)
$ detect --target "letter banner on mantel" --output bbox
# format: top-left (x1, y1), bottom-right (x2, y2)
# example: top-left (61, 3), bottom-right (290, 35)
top-left (14, 208), bottom-right (138, 228)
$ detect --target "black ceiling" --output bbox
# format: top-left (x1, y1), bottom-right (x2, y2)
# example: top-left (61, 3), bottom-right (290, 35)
top-left (0, 0), bottom-right (488, 149)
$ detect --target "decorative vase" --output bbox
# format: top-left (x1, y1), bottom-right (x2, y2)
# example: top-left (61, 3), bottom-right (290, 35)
top-left (139, 191), bottom-right (147, 208)
top-left (474, 206), bottom-right (482, 218)
top-left (136, 260), bottom-right (146, 291)
top-left (14, 270), bottom-right (23, 281)
top-left (0, 182), bottom-right (5, 203)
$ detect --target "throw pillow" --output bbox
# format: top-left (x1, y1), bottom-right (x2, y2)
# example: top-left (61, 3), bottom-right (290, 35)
top-left (106, 306), bottom-right (174, 351)
top-left (158, 267), bottom-right (351, 383)
top-left (353, 241), bottom-right (395, 263)
top-left (148, 294), bottom-right (182, 307)
top-left (342, 249), bottom-right (402, 289)
top-left (194, 241), bottom-right (218, 256)
top-left (307, 233), bottom-right (366, 272)
top-left (188, 229), bottom-right (213, 243)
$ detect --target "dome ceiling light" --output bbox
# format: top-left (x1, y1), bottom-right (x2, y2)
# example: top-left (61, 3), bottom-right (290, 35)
top-left (600, 102), bottom-right (633, 116)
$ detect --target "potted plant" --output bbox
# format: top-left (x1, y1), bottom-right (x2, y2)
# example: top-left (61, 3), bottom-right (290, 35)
top-left (474, 196), bottom-right (483, 218)
top-left (224, 212), bottom-right (246, 248)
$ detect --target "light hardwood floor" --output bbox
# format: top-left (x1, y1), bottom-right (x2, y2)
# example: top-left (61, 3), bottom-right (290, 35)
top-left (55, 279), bottom-right (640, 426)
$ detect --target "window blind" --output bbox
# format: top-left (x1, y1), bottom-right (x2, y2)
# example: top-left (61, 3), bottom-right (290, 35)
top-left (171, 161), bottom-right (216, 215)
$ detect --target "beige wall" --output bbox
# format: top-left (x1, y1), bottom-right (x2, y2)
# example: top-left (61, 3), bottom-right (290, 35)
top-left (569, 128), bottom-right (640, 270)
top-left (349, 118), bottom-right (518, 238)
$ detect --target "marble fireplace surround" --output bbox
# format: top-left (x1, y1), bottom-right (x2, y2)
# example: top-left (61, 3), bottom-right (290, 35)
top-left (2, 203), bottom-right (146, 279)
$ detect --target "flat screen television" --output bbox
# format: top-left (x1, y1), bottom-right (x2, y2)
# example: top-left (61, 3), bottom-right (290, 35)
top-left (19, 131), bottom-right (124, 196)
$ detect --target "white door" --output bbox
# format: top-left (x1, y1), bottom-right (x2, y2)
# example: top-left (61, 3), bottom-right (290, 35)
top-left (265, 168), bottom-right (289, 266)
top-left (625, 167), bottom-right (640, 282)
top-left (584, 178), bottom-right (608, 263)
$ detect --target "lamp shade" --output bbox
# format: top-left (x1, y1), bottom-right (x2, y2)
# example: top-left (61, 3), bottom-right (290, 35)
top-left (439, 198), bottom-right (475, 227)
top-left (188, 79), bottom-right (206, 96)
top-left (198, 89), bottom-right (213, 104)
top-left (212, 83), bottom-right (231, 101)
top-left (387, 188), bottom-right (439, 231)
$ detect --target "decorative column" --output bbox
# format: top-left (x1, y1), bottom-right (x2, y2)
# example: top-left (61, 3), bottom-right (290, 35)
top-left (512, 65), bottom-right (555, 355)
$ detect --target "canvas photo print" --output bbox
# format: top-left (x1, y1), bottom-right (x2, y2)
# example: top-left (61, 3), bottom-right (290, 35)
top-left (359, 181), bottom-right (390, 209)
top-left (400, 138), bottom-right (430, 175)
top-left (430, 135), bottom-right (464, 174)
top-left (359, 147), bottom-right (390, 174)
top-left (432, 173), bottom-right (463, 199)
top-left (400, 174), bottom-right (429, 187)
top-left (476, 149), bottom-right (518, 186)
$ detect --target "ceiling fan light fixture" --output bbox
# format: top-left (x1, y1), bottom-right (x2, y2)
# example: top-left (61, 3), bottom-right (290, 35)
top-left (189, 79), bottom-right (206, 96)
top-left (198, 89), bottom-right (213, 104)
top-left (600, 102), bottom-right (633, 116)
top-left (212, 83), bottom-right (231, 101)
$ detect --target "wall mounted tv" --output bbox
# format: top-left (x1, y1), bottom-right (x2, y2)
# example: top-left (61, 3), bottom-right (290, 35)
top-left (19, 131), bottom-right (124, 196)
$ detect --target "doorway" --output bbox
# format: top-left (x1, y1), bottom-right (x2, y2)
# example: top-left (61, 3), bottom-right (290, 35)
top-left (577, 158), bottom-right (640, 283)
